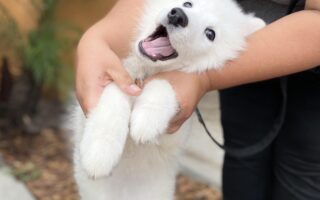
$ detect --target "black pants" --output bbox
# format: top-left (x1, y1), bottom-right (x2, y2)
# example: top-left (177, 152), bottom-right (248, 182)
top-left (220, 70), bottom-right (320, 200)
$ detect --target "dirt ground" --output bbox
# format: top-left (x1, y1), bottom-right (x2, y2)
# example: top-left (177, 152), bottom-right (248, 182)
top-left (0, 129), bottom-right (221, 200)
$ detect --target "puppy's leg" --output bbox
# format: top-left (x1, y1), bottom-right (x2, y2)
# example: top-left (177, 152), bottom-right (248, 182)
top-left (80, 83), bottom-right (131, 179)
top-left (130, 80), bottom-right (178, 144)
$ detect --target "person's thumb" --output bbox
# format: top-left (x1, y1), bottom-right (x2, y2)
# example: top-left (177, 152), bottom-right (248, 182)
top-left (107, 66), bottom-right (141, 96)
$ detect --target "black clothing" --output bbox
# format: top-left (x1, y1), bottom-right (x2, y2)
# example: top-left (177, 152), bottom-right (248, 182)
top-left (220, 1), bottom-right (320, 199)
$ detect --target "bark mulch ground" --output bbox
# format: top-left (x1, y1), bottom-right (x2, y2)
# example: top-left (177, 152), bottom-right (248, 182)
top-left (0, 129), bottom-right (222, 200)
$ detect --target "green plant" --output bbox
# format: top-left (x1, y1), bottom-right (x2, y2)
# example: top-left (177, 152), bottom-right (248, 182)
top-left (0, 0), bottom-right (79, 96)
top-left (24, 0), bottom-right (79, 95)
top-left (0, 0), bottom-right (80, 128)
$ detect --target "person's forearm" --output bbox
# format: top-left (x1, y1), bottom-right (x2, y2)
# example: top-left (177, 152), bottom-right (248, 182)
top-left (205, 10), bottom-right (320, 91)
top-left (306, 0), bottom-right (320, 10)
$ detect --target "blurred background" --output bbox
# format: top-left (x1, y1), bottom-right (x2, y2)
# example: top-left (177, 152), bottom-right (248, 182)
top-left (0, 0), bottom-right (223, 199)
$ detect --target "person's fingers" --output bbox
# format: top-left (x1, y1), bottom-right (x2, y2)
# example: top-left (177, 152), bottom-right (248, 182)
top-left (167, 123), bottom-right (182, 134)
top-left (106, 65), bottom-right (141, 96)
top-left (167, 116), bottom-right (186, 134)
top-left (76, 79), bottom-right (108, 115)
top-left (76, 61), bottom-right (140, 114)
top-left (78, 93), bottom-right (97, 115)
top-left (167, 127), bottom-right (180, 134)
top-left (166, 106), bottom-right (193, 134)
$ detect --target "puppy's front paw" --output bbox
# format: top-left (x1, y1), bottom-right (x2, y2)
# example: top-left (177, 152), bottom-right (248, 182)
top-left (78, 83), bottom-right (131, 179)
top-left (80, 129), bottom-right (124, 179)
top-left (130, 80), bottom-right (179, 144)
top-left (130, 109), bottom-right (165, 144)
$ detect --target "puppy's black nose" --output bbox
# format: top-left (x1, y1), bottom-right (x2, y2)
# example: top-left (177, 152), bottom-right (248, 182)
top-left (167, 8), bottom-right (188, 27)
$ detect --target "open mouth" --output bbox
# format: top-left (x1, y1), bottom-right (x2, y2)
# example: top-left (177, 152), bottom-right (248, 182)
top-left (139, 25), bottom-right (178, 62)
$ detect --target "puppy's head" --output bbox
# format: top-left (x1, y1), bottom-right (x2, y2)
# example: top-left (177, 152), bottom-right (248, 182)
top-left (138, 0), bottom-right (265, 72)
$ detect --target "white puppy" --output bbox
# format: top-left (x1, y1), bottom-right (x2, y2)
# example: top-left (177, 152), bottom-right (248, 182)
top-left (72, 0), bottom-right (265, 199)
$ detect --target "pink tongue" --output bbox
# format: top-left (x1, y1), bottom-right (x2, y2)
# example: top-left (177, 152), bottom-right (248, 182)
top-left (142, 37), bottom-right (175, 57)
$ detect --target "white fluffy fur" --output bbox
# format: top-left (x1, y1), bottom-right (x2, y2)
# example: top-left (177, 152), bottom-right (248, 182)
top-left (71, 0), bottom-right (265, 199)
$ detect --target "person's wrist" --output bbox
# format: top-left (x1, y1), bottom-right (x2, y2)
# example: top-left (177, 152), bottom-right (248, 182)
top-left (77, 28), bottom-right (106, 56)
top-left (198, 71), bottom-right (213, 95)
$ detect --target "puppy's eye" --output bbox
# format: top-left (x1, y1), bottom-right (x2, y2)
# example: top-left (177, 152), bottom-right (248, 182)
top-left (205, 28), bottom-right (216, 41)
top-left (183, 2), bottom-right (193, 8)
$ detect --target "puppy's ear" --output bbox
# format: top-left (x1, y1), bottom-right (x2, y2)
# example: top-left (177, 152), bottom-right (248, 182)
top-left (244, 16), bottom-right (266, 36)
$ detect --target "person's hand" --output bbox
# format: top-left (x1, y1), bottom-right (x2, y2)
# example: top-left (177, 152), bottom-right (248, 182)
top-left (144, 71), bottom-right (211, 133)
top-left (75, 29), bottom-right (141, 114)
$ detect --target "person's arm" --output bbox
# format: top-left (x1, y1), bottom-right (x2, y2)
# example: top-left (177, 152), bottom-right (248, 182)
top-left (205, 10), bottom-right (320, 91)
top-left (76, 0), bottom-right (144, 113)
top-left (306, 0), bottom-right (320, 10)
top-left (146, 4), bottom-right (320, 133)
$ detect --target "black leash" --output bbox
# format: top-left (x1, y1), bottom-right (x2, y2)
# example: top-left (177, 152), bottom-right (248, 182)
top-left (195, 108), bottom-right (224, 149)
top-left (196, 78), bottom-right (288, 158)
